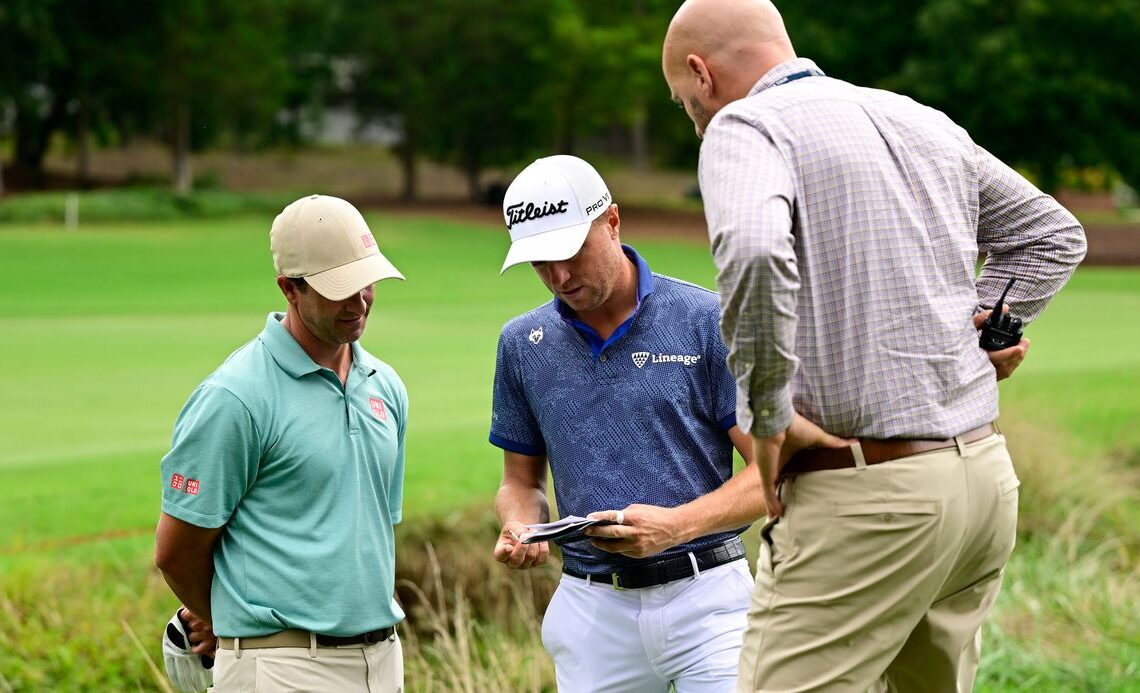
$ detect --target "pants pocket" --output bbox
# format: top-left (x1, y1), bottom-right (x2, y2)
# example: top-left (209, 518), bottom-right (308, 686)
top-left (833, 500), bottom-right (938, 518)
top-left (999, 473), bottom-right (1021, 499)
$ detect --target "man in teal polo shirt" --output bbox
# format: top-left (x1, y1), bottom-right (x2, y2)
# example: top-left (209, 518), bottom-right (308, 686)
top-left (155, 194), bottom-right (408, 692)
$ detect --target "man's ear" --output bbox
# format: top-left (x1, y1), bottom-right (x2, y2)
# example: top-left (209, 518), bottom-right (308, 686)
top-left (606, 204), bottom-right (621, 240)
top-left (276, 275), bottom-right (298, 305)
top-left (686, 54), bottom-right (714, 98)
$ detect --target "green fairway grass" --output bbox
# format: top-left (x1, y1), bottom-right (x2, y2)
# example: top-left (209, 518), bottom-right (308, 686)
top-left (1, 216), bottom-right (1138, 690)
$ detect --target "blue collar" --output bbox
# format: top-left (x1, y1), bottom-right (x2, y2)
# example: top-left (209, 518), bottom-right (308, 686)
top-left (556, 245), bottom-right (655, 359)
top-left (748, 57), bottom-right (826, 97)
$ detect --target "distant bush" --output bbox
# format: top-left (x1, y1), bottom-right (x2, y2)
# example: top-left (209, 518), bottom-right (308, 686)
top-left (0, 188), bottom-right (297, 224)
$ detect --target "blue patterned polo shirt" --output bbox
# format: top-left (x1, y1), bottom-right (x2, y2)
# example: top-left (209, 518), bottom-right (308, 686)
top-left (490, 246), bottom-right (744, 574)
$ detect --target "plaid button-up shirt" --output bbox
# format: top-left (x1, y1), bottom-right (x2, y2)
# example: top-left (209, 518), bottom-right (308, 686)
top-left (699, 58), bottom-right (1086, 439)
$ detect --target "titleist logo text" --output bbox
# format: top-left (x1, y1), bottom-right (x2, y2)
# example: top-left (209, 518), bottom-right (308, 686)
top-left (506, 200), bottom-right (569, 229)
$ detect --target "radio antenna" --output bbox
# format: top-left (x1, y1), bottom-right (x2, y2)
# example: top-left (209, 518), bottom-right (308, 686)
top-left (991, 277), bottom-right (1016, 317)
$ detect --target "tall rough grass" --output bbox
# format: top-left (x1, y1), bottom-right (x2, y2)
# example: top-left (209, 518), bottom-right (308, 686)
top-left (0, 514), bottom-right (559, 692)
top-left (974, 419), bottom-right (1140, 690)
top-left (1, 420), bottom-right (1136, 691)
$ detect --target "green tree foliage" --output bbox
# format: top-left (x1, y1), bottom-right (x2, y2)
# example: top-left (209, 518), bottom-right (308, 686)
top-left (337, 0), bottom-right (687, 199)
top-left (3, 0), bottom-right (1138, 194)
top-left (274, 0), bottom-right (339, 147)
top-left (894, 0), bottom-right (1140, 190)
top-left (0, 0), bottom-right (71, 183)
top-left (778, 0), bottom-right (928, 89)
top-left (775, 0), bottom-right (1140, 190)
top-left (0, 0), bottom-right (294, 192)
top-left (335, 0), bottom-right (444, 200)
top-left (339, 0), bottom-right (562, 201)
top-left (148, 1), bottom-right (290, 192)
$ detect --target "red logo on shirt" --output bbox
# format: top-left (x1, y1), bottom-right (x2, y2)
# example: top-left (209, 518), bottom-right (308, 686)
top-left (362, 234), bottom-right (376, 248)
top-left (369, 397), bottom-right (388, 421)
top-left (186, 479), bottom-right (201, 495)
top-left (171, 474), bottom-right (185, 491)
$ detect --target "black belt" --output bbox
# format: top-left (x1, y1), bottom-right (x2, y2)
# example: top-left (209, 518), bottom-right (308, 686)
top-left (316, 626), bottom-right (395, 647)
top-left (562, 536), bottom-right (745, 589)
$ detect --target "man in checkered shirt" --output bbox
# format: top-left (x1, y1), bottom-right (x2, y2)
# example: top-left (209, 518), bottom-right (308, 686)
top-left (663, 0), bottom-right (1086, 690)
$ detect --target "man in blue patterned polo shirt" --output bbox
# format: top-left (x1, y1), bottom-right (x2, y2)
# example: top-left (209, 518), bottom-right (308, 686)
top-left (489, 155), bottom-right (845, 692)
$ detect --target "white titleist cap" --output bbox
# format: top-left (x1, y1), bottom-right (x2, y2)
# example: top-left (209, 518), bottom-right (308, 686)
top-left (500, 155), bottom-right (612, 273)
top-left (270, 194), bottom-right (404, 300)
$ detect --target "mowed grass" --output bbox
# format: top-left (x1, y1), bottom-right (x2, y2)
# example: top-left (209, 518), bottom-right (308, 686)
top-left (0, 216), bottom-right (734, 549)
top-left (1, 216), bottom-right (1138, 691)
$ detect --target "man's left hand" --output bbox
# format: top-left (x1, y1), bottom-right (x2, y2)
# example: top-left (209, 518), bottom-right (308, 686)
top-left (973, 309), bottom-right (1030, 380)
top-left (179, 607), bottom-right (218, 658)
top-left (584, 505), bottom-right (684, 558)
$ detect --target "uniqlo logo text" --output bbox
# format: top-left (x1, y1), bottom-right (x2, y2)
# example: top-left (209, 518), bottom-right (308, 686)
top-left (369, 397), bottom-right (387, 421)
top-left (171, 474), bottom-right (185, 491)
top-left (185, 479), bottom-right (201, 495)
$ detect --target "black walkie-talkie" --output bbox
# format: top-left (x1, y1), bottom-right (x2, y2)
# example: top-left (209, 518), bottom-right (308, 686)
top-left (979, 277), bottom-right (1024, 351)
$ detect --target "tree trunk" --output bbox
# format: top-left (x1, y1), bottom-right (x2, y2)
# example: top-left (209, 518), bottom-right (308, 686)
top-left (398, 127), bottom-right (417, 202)
top-left (631, 0), bottom-right (649, 172)
top-left (558, 100), bottom-right (576, 155)
top-left (630, 97), bottom-right (649, 172)
top-left (466, 164), bottom-right (482, 203)
top-left (77, 98), bottom-right (91, 186)
top-left (172, 102), bottom-right (192, 194)
top-left (13, 90), bottom-right (69, 186)
top-left (0, 161), bottom-right (5, 197)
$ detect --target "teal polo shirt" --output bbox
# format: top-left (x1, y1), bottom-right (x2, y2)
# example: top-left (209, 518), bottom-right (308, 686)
top-left (161, 312), bottom-right (407, 637)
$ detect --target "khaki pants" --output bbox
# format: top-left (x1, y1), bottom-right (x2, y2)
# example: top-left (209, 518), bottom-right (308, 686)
top-left (212, 634), bottom-right (403, 692)
top-left (737, 433), bottom-right (1019, 692)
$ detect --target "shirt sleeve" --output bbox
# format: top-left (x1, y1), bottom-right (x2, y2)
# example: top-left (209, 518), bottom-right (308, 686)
top-left (488, 329), bottom-right (545, 455)
top-left (699, 111), bottom-right (800, 438)
top-left (705, 304), bottom-right (739, 431)
top-left (389, 374), bottom-right (408, 526)
top-left (975, 145), bottom-right (1086, 321)
top-left (160, 385), bottom-right (260, 528)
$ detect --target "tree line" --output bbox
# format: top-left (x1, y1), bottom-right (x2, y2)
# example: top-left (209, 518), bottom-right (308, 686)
top-left (1, 0), bottom-right (1137, 199)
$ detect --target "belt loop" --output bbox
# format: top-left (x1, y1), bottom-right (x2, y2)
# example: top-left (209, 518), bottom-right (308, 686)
top-left (309, 631), bottom-right (318, 658)
top-left (585, 573), bottom-right (592, 587)
top-left (851, 442), bottom-right (868, 470)
top-left (688, 552), bottom-right (700, 578)
top-left (954, 435), bottom-right (969, 458)
top-left (233, 636), bottom-right (242, 659)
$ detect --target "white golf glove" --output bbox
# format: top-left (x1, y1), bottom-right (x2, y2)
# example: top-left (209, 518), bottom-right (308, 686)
top-left (162, 609), bottom-right (214, 693)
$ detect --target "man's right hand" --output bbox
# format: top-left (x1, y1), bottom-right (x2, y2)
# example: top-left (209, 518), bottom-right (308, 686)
top-left (754, 414), bottom-right (851, 517)
top-left (493, 520), bottom-right (550, 569)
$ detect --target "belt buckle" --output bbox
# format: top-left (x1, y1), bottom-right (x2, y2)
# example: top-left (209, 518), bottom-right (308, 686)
top-left (611, 573), bottom-right (625, 590)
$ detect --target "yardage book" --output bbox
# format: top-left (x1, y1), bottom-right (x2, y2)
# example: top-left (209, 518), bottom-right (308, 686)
top-left (518, 516), bottom-right (615, 545)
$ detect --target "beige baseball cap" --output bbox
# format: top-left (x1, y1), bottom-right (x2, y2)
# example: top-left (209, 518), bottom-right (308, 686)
top-left (270, 194), bottom-right (404, 300)
top-left (500, 155), bottom-right (612, 273)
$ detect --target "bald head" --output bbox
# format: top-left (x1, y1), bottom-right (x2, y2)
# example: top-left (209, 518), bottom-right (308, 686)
top-left (662, 0), bottom-right (795, 137)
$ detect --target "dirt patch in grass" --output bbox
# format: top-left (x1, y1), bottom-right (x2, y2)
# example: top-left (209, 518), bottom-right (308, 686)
top-left (372, 199), bottom-right (1140, 265)
top-left (18, 140), bottom-right (1140, 264)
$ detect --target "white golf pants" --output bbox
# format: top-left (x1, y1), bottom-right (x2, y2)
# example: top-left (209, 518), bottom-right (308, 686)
top-left (541, 559), bottom-right (753, 692)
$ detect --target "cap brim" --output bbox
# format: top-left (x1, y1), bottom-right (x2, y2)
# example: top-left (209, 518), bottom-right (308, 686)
top-left (305, 253), bottom-right (405, 300)
top-left (500, 221), bottom-right (591, 274)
